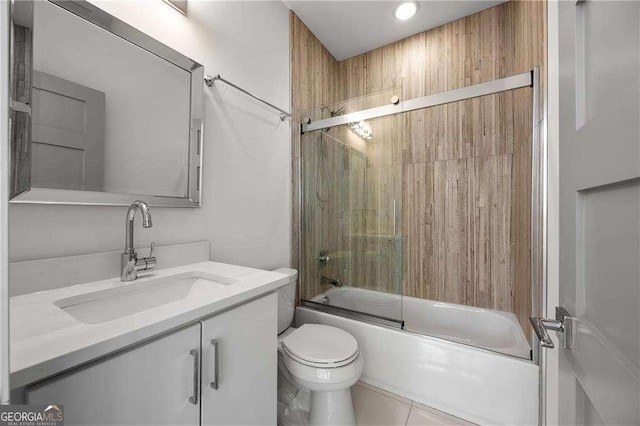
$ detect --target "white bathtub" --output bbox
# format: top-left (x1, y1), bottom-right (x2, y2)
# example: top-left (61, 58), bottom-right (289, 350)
top-left (301, 288), bottom-right (539, 425)
top-left (311, 287), bottom-right (531, 359)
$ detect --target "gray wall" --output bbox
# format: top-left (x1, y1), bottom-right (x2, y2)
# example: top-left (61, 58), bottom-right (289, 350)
top-left (9, 1), bottom-right (291, 273)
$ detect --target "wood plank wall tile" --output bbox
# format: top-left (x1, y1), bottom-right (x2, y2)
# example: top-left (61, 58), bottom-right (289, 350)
top-left (291, 0), bottom-right (546, 337)
top-left (290, 12), bottom-right (344, 301)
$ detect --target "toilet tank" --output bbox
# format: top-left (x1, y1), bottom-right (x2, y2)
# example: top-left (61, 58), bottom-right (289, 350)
top-left (273, 268), bottom-right (298, 334)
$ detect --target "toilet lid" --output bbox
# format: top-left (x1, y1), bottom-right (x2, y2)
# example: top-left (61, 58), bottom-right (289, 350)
top-left (282, 324), bottom-right (359, 367)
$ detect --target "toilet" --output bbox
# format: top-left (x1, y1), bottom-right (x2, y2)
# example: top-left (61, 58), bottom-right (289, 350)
top-left (274, 268), bottom-right (364, 426)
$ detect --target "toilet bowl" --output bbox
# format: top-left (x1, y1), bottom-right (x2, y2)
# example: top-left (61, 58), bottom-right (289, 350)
top-left (282, 324), bottom-right (364, 425)
top-left (275, 269), bottom-right (363, 426)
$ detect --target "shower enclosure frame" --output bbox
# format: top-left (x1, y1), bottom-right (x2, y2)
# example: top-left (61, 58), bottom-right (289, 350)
top-left (296, 67), bottom-right (546, 365)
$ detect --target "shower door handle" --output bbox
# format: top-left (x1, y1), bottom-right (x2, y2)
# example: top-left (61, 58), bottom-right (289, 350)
top-left (529, 306), bottom-right (573, 349)
top-left (392, 199), bottom-right (397, 235)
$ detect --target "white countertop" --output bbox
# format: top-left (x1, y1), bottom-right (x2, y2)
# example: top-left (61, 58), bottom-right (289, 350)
top-left (10, 261), bottom-right (289, 388)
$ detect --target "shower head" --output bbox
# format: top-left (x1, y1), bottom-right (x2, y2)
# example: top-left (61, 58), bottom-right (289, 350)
top-left (320, 104), bottom-right (346, 118)
top-left (330, 106), bottom-right (346, 117)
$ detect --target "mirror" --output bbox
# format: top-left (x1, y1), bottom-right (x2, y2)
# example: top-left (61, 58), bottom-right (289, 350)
top-left (9, 0), bottom-right (204, 207)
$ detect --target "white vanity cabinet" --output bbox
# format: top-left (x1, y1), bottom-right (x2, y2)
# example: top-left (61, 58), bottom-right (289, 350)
top-left (24, 293), bottom-right (277, 426)
top-left (25, 323), bottom-right (202, 425)
top-left (200, 293), bottom-right (277, 425)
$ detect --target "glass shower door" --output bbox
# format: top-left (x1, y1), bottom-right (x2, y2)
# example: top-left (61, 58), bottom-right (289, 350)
top-left (299, 101), bottom-right (404, 326)
top-left (298, 73), bottom-right (538, 359)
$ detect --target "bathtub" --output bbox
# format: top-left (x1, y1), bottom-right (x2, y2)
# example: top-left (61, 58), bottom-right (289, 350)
top-left (299, 288), bottom-right (539, 425)
top-left (310, 287), bottom-right (531, 359)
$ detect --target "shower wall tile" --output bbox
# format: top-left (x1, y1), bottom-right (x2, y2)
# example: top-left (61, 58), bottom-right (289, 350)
top-left (333, 0), bottom-right (544, 338)
top-left (403, 154), bottom-right (513, 312)
top-left (290, 12), bottom-right (344, 296)
top-left (291, 0), bottom-right (546, 338)
top-left (512, 133), bottom-right (533, 334)
top-left (403, 92), bottom-right (521, 165)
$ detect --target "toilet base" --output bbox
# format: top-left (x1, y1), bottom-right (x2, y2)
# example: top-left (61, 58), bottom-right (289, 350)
top-left (309, 388), bottom-right (356, 426)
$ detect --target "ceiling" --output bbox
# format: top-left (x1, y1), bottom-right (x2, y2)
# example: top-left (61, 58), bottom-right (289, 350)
top-left (285, 1), bottom-right (506, 61)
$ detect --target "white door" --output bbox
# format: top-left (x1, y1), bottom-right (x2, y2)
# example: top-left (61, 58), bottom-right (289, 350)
top-left (25, 324), bottom-right (201, 426)
top-left (200, 294), bottom-right (277, 426)
top-left (551, 0), bottom-right (640, 424)
top-left (31, 71), bottom-right (105, 191)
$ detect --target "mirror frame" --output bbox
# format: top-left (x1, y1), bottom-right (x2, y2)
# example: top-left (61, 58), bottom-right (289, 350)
top-left (9, 0), bottom-right (204, 207)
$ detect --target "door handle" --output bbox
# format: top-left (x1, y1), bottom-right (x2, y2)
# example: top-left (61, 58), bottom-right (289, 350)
top-left (188, 349), bottom-right (200, 405)
top-left (529, 306), bottom-right (573, 349)
top-left (210, 339), bottom-right (219, 390)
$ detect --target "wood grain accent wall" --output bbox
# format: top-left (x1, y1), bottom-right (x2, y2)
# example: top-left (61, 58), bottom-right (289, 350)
top-left (400, 88), bottom-right (535, 335)
top-left (291, 0), bottom-right (546, 336)
top-left (290, 14), bottom-right (348, 301)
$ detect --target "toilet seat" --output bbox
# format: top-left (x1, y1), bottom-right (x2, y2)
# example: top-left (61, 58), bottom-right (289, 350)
top-left (282, 324), bottom-right (359, 368)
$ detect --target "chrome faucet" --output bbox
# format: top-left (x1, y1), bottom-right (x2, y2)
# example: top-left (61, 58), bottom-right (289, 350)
top-left (121, 200), bottom-right (157, 282)
top-left (320, 275), bottom-right (343, 287)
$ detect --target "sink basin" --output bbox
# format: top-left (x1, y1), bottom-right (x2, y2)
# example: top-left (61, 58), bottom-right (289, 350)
top-left (55, 271), bottom-right (238, 324)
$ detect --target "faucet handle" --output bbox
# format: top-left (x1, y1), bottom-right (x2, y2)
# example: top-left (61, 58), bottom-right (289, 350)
top-left (144, 243), bottom-right (157, 269)
top-left (136, 242), bottom-right (156, 272)
top-left (145, 242), bottom-right (157, 269)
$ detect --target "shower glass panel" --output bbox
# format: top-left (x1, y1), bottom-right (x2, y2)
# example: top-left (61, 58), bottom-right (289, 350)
top-left (299, 78), bottom-right (536, 359)
top-left (299, 89), bottom-right (404, 325)
top-left (399, 86), bottom-right (534, 359)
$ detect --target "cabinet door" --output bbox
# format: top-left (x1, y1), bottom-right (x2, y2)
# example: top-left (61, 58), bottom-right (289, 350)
top-left (25, 323), bottom-right (201, 426)
top-left (201, 293), bottom-right (277, 425)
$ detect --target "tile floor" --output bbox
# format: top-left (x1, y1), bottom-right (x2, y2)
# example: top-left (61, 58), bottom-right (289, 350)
top-left (351, 382), bottom-right (475, 426)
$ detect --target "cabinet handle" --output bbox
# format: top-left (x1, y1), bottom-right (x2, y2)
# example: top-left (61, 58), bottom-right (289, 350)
top-left (210, 339), bottom-right (219, 390)
top-left (189, 349), bottom-right (200, 405)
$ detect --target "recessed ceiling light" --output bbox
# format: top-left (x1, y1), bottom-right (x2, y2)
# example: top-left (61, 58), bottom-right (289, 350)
top-left (394, 1), bottom-right (419, 21)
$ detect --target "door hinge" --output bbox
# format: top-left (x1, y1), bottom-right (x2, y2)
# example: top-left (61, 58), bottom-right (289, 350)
top-left (529, 307), bottom-right (573, 349)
